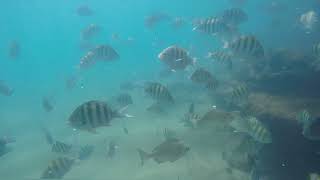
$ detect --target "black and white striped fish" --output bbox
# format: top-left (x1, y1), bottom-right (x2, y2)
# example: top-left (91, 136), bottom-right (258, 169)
top-left (190, 68), bottom-right (214, 84)
top-left (231, 84), bottom-right (249, 100)
top-left (228, 35), bottom-right (264, 59)
top-left (115, 93), bottom-right (133, 107)
top-left (68, 100), bottom-right (130, 132)
top-left (51, 141), bottom-right (73, 154)
top-left (205, 78), bottom-right (219, 91)
top-left (158, 45), bottom-right (196, 71)
top-left (92, 45), bottom-right (119, 61)
top-left (144, 82), bottom-right (174, 103)
top-left (41, 157), bottom-right (74, 179)
top-left (181, 103), bottom-right (201, 128)
top-left (221, 8), bottom-right (248, 27)
top-left (207, 51), bottom-right (233, 69)
top-left (193, 17), bottom-right (231, 35)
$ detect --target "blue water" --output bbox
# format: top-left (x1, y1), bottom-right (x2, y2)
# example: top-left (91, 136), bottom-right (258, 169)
top-left (1, 0), bottom-right (320, 180)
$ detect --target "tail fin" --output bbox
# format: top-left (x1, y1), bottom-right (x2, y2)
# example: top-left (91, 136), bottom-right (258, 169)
top-left (116, 106), bottom-right (134, 118)
top-left (137, 149), bottom-right (150, 166)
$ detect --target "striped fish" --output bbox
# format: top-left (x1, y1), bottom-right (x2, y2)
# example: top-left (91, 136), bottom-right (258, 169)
top-left (193, 17), bottom-right (231, 35)
top-left (79, 51), bottom-right (97, 69)
top-left (158, 45), bottom-right (195, 71)
top-left (144, 82), bottom-right (174, 103)
top-left (68, 100), bottom-right (127, 132)
top-left (41, 157), bottom-right (74, 179)
top-left (297, 110), bottom-right (312, 125)
top-left (205, 79), bottom-right (219, 91)
top-left (312, 43), bottom-right (320, 58)
top-left (190, 68), bottom-right (214, 84)
top-left (51, 141), bottom-right (72, 154)
top-left (221, 8), bottom-right (248, 27)
top-left (207, 51), bottom-right (233, 69)
top-left (115, 93), bottom-right (133, 107)
top-left (228, 35), bottom-right (264, 59)
top-left (92, 45), bottom-right (119, 61)
top-left (181, 103), bottom-right (202, 128)
top-left (231, 84), bottom-right (249, 100)
top-left (230, 117), bottom-right (272, 144)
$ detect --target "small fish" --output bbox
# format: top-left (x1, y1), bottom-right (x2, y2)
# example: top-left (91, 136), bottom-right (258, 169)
top-left (51, 141), bottom-right (73, 154)
top-left (230, 117), bottom-right (272, 143)
top-left (312, 43), bottom-right (320, 58)
top-left (42, 96), bottom-right (54, 112)
top-left (107, 141), bottom-right (118, 159)
top-left (115, 93), bottom-right (133, 107)
top-left (207, 51), bottom-right (233, 69)
top-left (145, 12), bottom-right (170, 28)
top-left (231, 84), bottom-right (249, 101)
top-left (9, 40), bottom-right (20, 59)
top-left (76, 5), bottom-right (93, 16)
top-left (123, 127), bottom-right (129, 135)
top-left (68, 100), bottom-right (131, 133)
top-left (0, 81), bottom-right (14, 96)
top-left (180, 103), bottom-right (201, 128)
top-left (300, 10), bottom-right (318, 31)
top-left (79, 51), bottom-right (98, 69)
top-left (205, 79), bottom-right (219, 91)
top-left (221, 8), bottom-right (248, 27)
top-left (42, 127), bottom-right (54, 145)
top-left (297, 110), bottom-right (312, 127)
top-left (144, 82), bottom-right (174, 103)
top-left (158, 45), bottom-right (196, 71)
top-left (190, 68), bottom-right (214, 84)
top-left (81, 24), bottom-right (101, 41)
top-left (137, 138), bottom-right (190, 166)
top-left (92, 45), bottom-right (120, 61)
top-left (193, 17), bottom-right (232, 35)
top-left (78, 145), bottom-right (94, 160)
top-left (228, 35), bottom-right (264, 59)
top-left (41, 157), bottom-right (74, 179)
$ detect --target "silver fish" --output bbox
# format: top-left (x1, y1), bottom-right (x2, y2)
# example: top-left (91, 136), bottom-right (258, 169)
top-left (228, 35), bottom-right (264, 59)
top-left (41, 157), bottom-right (74, 179)
top-left (144, 82), bottom-right (174, 103)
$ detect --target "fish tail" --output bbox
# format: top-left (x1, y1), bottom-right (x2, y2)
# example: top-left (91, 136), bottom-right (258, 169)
top-left (137, 148), bottom-right (150, 166)
top-left (116, 106), bottom-right (134, 118)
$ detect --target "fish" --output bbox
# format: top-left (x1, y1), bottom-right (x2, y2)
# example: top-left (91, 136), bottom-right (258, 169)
top-left (78, 145), bottom-right (94, 160)
top-left (144, 82), bottom-right (174, 103)
top-left (0, 81), bottom-right (14, 96)
top-left (68, 100), bottom-right (131, 133)
top-left (221, 8), bottom-right (248, 27)
top-left (158, 45), bottom-right (196, 71)
top-left (51, 141), bottom-right (73, 154)
top-left (107, 140), bottom-right (118, 159)
top-left (81, 24), bottom-right (101, 41)
top-left (115, 93), bottom-right (133, 107)
top-left (42, 96), bottom-right (54, 112)
top-left (205, 78), bottom-right (219, 91)
top-left (144, 12), bottom-right (170, 28)
top-left (230, 116), bottom-right (272, 144)
top-left (207, 51), bottom-right (233, 69)
top-left (302, 116), bottom-right (320, 141)
top-left (231, 84), bottom-right (249, 101)
top-left (180, 103), bottom-right (202, 128)
top-left (9, 40), bottom-right (20, 59)
top-left (42, 127), bottom-right (54, 145)
top-left (227, 35), bottom-right (264, 59)
top-left (92, 45), bottom-right (120, 61)
top-left (309, 173), bottom-right (320, 180)
top-left (300, 10), bottom-right (318, 31)
top-left (196, 109), bottom-right (238, 131)
top-left (41, 157), bottom-right (74, 179)
top-left (137, 138), bottom-right (190, 166)
top-left (297, 110), bottom-right (313, 127)
top-left (193, 17), bottom-right (232, 35)
top-left (79, 45), bottom-right (119, 69)
top-left (190, 68), bottom-right (214, 84)
top-left (312, 43), bottom-right (320, 59)
top-left (76, 5), bottom-right (93, 16)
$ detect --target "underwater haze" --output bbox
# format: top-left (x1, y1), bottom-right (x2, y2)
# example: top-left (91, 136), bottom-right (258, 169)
top-left (1, 0), bottom-right (320, 180)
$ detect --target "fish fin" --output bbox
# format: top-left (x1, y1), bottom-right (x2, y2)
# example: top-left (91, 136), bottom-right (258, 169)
top-left (223, 41), bottom-right (229, 49)
top-left (175, 58), bottom-right (183, 62)
top-left (117, 106), bottom-right (134, 118)
top-left (206, 52), bottom-right (213, 59)
top-left (192, 26), bottom-right (198, 31)
top-left (137, 149), bottom-right (150, 166)
top-left (171, 69), bottom-right (177, 72)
